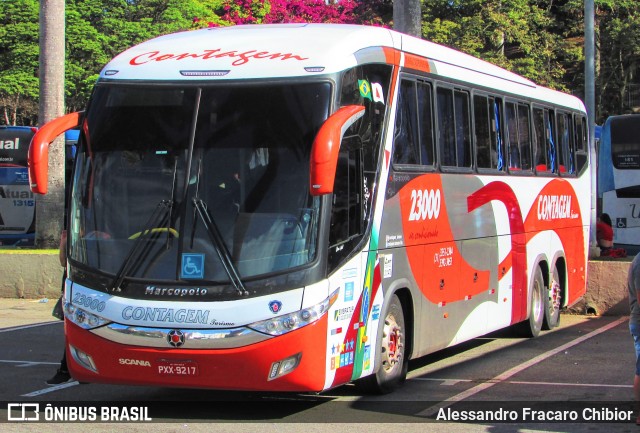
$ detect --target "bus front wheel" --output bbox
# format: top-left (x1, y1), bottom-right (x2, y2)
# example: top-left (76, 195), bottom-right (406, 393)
top-left (356, 294), bottom-right (407, 394)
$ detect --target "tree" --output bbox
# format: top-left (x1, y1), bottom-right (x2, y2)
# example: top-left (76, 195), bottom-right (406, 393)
top-left (0, 0), bottom-right (39, 125)
top-left (190, 0), bottom-right (363, 27)
top-left (353, 0), bottom-right (392, 26)
top-left (263, 0), bottom-right (357, 24)
top-left (595, 0), bottom-right (640, 118)
top-left (421, 0), bottom-right (567, 90)
top-left (37, 0), bottom-right (66, 248)
top-left (394, 0), bottom-right (421, 37)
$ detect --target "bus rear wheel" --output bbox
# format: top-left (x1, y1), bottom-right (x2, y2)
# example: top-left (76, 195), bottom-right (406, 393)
top-left (542, 267), bottom-right (561, 330)
top-left (356, 294), bottom-right (407, 394)
top-left (516, 267), bottom-right (544, 338)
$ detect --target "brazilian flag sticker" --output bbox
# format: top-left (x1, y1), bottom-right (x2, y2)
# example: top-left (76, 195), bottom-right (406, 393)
top-left (358, 80), bottom-right (372, 101)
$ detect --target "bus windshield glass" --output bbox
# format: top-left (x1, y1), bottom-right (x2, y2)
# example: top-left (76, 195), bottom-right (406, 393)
top-left (68, 82), bottom-right (330, 287)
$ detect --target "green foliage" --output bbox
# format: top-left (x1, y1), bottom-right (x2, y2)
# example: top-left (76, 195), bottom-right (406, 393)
top-left (0, 0), bottom-right (40, 125)
top-left (422, 0), bottom-right (567, 90)
top-left (594, 0), bottom-right (640, 119)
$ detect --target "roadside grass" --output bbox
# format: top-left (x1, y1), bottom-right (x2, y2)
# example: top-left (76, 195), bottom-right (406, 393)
top-left (0, 249), bottom-right (57, 254)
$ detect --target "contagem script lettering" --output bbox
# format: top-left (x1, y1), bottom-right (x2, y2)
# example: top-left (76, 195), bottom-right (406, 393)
top-left (129, 49), bottom-right (309, 67)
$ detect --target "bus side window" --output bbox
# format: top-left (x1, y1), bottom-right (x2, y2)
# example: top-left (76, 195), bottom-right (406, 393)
top-left (533, 107), bottom-right (551, 173)
top-left (491, 97), bottom-right (505, 170)
top-left (417, 81), bottom-right (435, 166)
top-left (392, 80), bottom-right (420, 165)
top-left (556, 112), bottom-right (575, 175)
top-left (506, 102), bottom-right (520, 170)
top-left (545, 109), bottom-right (557, 173)
top-left (517, 103), bottom-right (533, 171)
top-left (574, 114), bottom-right (589, 175)
top-left (473, 94), bottom-right (492, 169)
top-left (392, 78), bottom-right (435, 168)
top-left (437, 86), bottom-right (471, 169)
top-left (454, 89), bottom-right (472, 168)
top-left (437, 87), bottom-right (456, 167)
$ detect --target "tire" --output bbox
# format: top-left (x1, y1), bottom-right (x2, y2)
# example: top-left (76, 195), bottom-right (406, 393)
top-left (542, 266), bottom-right (561, 330)
top-left (516, 267), bottom-right (544, 338)
top-left (356, 294), bottom-right (407, 394)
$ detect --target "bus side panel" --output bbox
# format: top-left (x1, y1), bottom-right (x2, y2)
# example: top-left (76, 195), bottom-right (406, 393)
top-left (379, 172), bottom-right (588, 355)
top-left (324, 248), bottom-right (390, 388)
top-left (379, 173), bottom-right (508, 356)
top-left (524, 178), bottom-right (587, 305)
top-left (603, 192), bottom-right (640, 246)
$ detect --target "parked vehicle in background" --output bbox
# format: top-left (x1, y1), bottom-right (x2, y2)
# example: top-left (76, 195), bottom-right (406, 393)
top-left (0, 125), bottom-right (37, 246)
top-left (598, 114), bottom-right (640, 251)
top-left (28, 24), bottom-right (591, 394)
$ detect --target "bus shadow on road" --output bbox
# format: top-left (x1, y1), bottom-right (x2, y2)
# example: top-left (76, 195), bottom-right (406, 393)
top-left (104, 315), bottom-right (630, 425)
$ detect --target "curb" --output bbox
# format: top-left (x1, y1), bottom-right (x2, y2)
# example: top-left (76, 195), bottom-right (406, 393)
top-left (0, 254), bottom-right (632, 317)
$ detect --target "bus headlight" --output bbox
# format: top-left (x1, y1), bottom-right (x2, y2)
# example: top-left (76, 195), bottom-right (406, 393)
top-left (248, 289), bottom-right (338, 336)
top-left (64, 302), bottom-right (111, 330)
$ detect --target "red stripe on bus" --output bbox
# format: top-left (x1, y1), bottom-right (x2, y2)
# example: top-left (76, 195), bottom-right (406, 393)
top-left (468, 181), bottom-right (527, 325)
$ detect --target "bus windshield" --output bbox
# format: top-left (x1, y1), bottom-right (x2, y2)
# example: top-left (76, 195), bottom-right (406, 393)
top-left (68, 82), bottom-right (331, 288)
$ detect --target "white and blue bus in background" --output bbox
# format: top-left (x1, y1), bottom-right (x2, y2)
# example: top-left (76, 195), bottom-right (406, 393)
top-left (598, 114), bottom-right (640, 251)
top-left (0, 126), bottom-right (77, 247)
top-left (0, 125), bottom-right (37, 246)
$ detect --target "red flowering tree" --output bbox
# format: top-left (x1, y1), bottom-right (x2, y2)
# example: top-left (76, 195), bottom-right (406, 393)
top-left (195, 0), bottom-right (391, 28)
top-left (263, 0), bottom-right (357, 24)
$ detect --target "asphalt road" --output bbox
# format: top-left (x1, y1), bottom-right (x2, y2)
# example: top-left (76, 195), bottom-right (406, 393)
top-left (1, 313), bottom-right (638, 433)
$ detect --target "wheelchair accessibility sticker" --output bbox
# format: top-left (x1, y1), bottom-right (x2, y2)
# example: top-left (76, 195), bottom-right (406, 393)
top-left (181, 254), bottom-right (205, 279)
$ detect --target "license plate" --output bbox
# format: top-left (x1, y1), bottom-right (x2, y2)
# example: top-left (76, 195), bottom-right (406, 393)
top-left (157, 360), bottom-right (199, 376)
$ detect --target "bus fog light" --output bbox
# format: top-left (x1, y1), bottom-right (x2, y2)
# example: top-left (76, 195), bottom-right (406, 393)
top-left (268, 353), bottom-right (301, 380)
top-left (69, 345), bottom-right (98, 373)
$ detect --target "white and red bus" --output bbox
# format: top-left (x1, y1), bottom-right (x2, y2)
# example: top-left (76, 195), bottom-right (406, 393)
top-left (29, 24), bottom-right (590, 393)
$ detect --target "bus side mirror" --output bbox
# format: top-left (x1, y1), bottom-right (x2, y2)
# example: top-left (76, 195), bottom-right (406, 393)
top-left (29, 111), bottom-right (82, 194)
top-left (309, 105), bottom-right (365, 196)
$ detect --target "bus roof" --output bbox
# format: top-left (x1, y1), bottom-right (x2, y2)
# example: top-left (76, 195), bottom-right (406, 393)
top-left (102, 24), bottom-right (395, 81)
top-left (603, 113), bottom-right (640, 128)
top-left (100, 23), bottom-right (584, 111)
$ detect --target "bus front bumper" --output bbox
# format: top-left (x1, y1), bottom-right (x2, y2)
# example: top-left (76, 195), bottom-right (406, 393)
top-left (64, 315), bottom-right (328, 392)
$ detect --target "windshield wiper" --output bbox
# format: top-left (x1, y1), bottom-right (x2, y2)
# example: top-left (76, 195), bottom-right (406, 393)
top-left (192, 197), bottom-right (248, 296)
top-left (108, 199), bottom-right (172, 293)
top-left (108, 155), bottom-right (180, 293)
top-left (165, 156), bottom-right (179, 249)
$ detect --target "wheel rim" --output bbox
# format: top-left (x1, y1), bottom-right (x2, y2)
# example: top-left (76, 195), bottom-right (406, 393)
top-left (381, 313), bottom-right (403, 375)
top-left (549, 278), bottom-right (561, 317)
top-left (533, 279), bottom-right (544, 323)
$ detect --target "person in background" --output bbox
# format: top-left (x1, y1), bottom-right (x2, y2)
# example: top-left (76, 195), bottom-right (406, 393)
top-left (46, 230), bottom-right (72, 385)
top-left (596, 213), bottom-right (614, 252)
top-left (628, 252), bottom-right (640, 425)
top-left (46, 136), bottom-right (77, 385)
